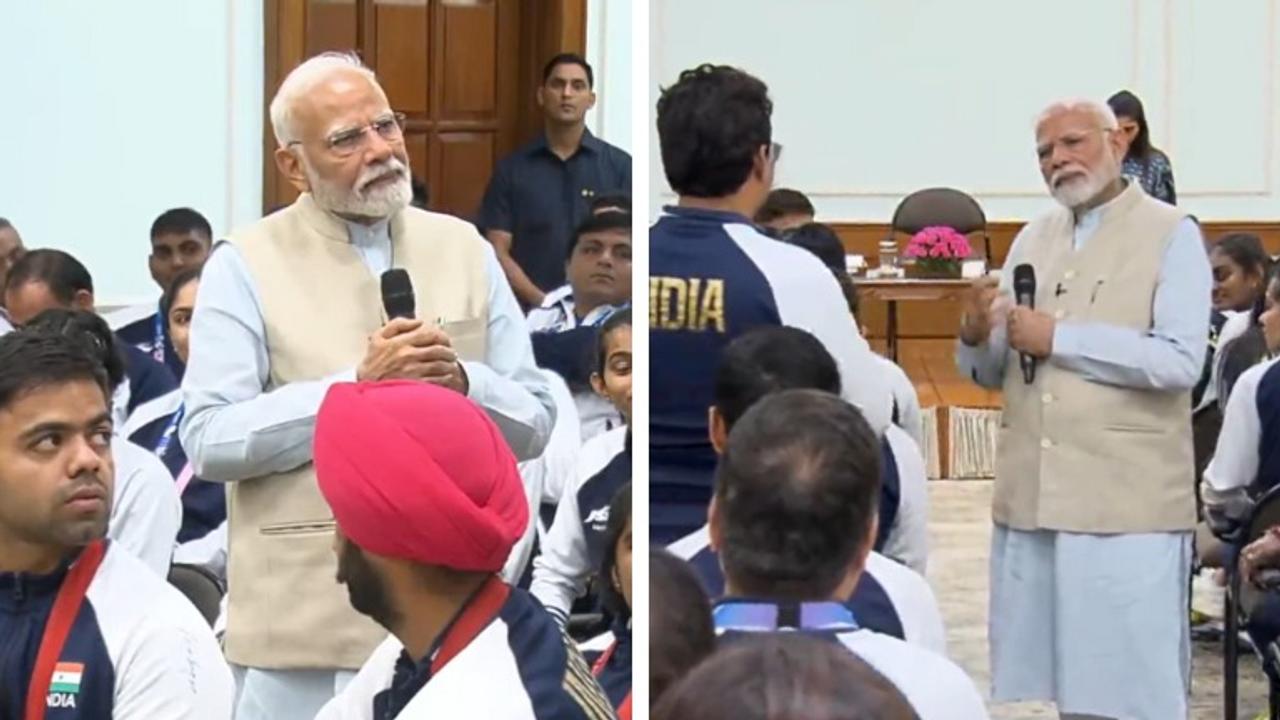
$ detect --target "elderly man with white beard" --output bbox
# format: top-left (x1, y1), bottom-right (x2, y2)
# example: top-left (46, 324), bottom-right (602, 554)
top-left (957, 99), bottom-right (1209, 720)
top-left (179, 52), bottom-right (555, 720)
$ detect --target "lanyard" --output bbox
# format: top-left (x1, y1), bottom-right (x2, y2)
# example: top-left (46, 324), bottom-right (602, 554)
top-left (154, 406), bottom-right (184, 460)
top-left (151, 303), bottom-right (167, 364)
top-left (428, 576), bottom-right (510, 675)
top-left (25, 541), bottom-right (106, 720)
top-left (712, 600), bottom-right (859, 633)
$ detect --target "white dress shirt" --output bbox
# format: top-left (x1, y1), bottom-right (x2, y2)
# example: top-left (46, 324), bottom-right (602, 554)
top-left (180, 217), bottom-right (555, 482)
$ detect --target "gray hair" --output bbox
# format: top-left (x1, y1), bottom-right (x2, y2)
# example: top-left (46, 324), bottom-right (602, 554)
top-left (1034, 98), bottom-right (1119, 132)
top-left (269, 51), bottom-right (378, 147)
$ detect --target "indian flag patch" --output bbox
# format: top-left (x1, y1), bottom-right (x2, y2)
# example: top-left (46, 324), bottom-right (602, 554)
top-left (50, 662), bottom-right (83, 695)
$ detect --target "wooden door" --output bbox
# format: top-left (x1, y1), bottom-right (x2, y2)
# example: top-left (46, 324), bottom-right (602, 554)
top-left (263, 0), bottom-right (586, 220)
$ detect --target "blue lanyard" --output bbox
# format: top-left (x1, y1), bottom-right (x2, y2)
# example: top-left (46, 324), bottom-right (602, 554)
top-left (151, 302), bottom-right (167, 364)
top-left (713, 600), bottom-right (859, 633)
top-left (154, 406), bottom-right (184, 459)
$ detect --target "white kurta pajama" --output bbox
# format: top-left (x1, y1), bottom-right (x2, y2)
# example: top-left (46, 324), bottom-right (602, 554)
top-left (958, 188), bottom-right (1210, 720)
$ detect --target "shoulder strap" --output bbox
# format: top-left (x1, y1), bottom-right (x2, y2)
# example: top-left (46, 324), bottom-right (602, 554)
top-left (25, 541), bottom-right (106, 720)
top-left (430, 576), bottom-right (510, 675)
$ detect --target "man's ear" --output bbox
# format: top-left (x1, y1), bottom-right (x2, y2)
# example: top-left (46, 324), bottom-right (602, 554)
top-left (274, 147), bottom-right (311, 194)
top-left (708, 406), bottom-right (728, 455)
top-left (72, 289), bottom-right (94, 313)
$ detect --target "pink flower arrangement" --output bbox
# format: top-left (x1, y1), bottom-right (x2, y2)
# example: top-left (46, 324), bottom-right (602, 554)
top-left (904, 226), bottom-right (973, 261)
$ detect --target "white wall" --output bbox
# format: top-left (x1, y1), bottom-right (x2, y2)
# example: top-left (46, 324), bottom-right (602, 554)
top-left (0, 0), bottom-right (264, 306)
top-left (650, 0), bottom-right (1280, 223)
top-left (587, 0), bottom-right (634, 152)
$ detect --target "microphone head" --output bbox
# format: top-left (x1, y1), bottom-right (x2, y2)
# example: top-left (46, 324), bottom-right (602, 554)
top-left (1013, 263), bottom-right (1036, 294)
top-left (380, 268), bottom-right (416, 320)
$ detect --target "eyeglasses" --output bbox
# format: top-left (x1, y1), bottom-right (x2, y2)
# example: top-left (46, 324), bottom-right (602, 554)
top-left (288, 111), bottom-right (407, 158)
top-left (770, 142), bottom-right (784, 163)
top-left (1035, 128), bottom-right (1112, 162)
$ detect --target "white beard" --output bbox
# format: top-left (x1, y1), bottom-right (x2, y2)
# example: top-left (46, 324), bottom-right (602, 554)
top-left (1049, 161), bottom-right (1121, 210)
top-left (305, 156), bottom-right (412, 220)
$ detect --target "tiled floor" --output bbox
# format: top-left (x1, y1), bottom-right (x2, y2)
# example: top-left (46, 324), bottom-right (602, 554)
top-left (929, 479), bottom-right (1270, 719)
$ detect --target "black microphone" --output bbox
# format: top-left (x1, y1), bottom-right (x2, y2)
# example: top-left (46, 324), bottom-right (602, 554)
top-left (380, 269), bottom-right (416, 320)
top-left (1012, 264), bottom-right (1036, 384)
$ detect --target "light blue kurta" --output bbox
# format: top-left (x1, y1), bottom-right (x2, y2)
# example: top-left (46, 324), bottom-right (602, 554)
top-left (958, 190), bottom-right (1211, 720)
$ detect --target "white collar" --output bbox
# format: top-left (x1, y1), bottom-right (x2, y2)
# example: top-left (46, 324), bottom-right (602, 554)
top-left (343, 217), bottom-right (391, 247)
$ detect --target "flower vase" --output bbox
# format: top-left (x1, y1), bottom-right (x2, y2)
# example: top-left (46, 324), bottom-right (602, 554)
top-left (913, 259), bottom-right (961, 279)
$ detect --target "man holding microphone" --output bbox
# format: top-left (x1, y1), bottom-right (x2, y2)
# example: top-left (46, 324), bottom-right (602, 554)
top-left (958, 98), bottom-right (1210, 720)
top-left (179, 52), bottom-right (554, 720)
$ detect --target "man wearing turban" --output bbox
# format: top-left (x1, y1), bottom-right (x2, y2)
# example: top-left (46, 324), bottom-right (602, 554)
top-left (313, 381), bottom-right (616, 720)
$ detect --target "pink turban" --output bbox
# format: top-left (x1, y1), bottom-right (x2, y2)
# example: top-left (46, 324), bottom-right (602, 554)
top-left (314, 380), bottom-right (528, 572)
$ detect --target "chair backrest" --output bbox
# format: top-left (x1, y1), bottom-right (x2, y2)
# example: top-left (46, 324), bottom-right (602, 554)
top-left (890, 187), bottom-right (988, 236)
top-left (167, 563), bottom-right (224, 627)
top-left (1237, 485), bottom-right (1280, 613)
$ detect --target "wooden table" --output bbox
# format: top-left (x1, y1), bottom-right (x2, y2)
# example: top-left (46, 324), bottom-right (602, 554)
top-left (854, 277), bottom-right (972, 362)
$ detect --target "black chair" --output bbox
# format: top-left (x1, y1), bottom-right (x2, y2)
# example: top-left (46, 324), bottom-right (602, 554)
top-left (168, 563), bottom-right (224, 628)
top-left (877, 188), bottom-right (992, 361)
top-left (888, 187), bottom-right (992, 261)
top-left (1221, 483), bottom-right (1280, 719)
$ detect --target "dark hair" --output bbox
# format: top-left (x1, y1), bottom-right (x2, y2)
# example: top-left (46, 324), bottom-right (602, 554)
top-left (25, 309), bottom-right (126, 391)
top-left (595, 307), bottom-right (632, 374)
top-left (598, 482), bottom-right (633, 620)
top-left (1212, 233), bottom-right (1270, 280)
top-left (590, 194), bottom-right (632, 214)
top-left (0, 217), bottom-right (12, 231)
top-left (567, 211), bottom-right (632, 260)
top-left (657, 64), bottom-right (772, 198)
top-left (150, 207), bottom-right (212, 243)
top-left (162, 266), bottom-right (203, 318)
top-left (6, 249), bottom-right (93, 303)
top-left (1107, 90), bottom-right (1153, 160)
top-left (0, 329), bottom-right (111, 413)
top-left (653, 633), bottom-right (920, 720)
top-left (782, 223), bottom-right (859, 317)
top-left (716, 390), bottom-right (880, 600)
top-left (783, 222), bottom-right (844, 270)
top-left (542, 53), bottom-right (594, 89)
top-left (650, 549), bottom-right (715, 705)
top-left (714, 326), bottom-right (841, 429)
top-left (755, 189), bottom-right (815, 223)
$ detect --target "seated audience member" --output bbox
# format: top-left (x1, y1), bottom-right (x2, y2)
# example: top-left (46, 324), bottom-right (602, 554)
top-left (650, 548), bottom-right (716, 707)
top-left (590, 194), bottom-right (632, 215)
top-left (313, 380), bottom-right (613, 720)
top-left (785, 221), bottom-right (924, 447)
top-left (708, 390), bottom-right (986, 718)
top-left (0, 330), bottom-right (232, 718)
top-left (1195, 234), bottom-right (1271, 492)
top-left (654, 633), bottom-right (918, 720)
top-left (1202, 268), bottom-right (1280, 519)
top-left (533, 311), bottom-right (633, 621)
top-left (670, 326), bottom-right (940, 648)
top-left (650, 64), bottom-right (889, 545)
top-left (528, 212), bottom-right (631, 441)
top-left (586, 484), bottom-right (632, 719)
top-left (754, 188), bottom-right (815, 235)
top-left (4, 249), bottom-right (184, 473)
top-left (0, 217), bottom-right (24, 332)
top-left (159, 269), bottom-right (228, 573)
top-left (26, 310), bottom-right (182, 578)
top-left (109, 208), bottom-right (213, 380)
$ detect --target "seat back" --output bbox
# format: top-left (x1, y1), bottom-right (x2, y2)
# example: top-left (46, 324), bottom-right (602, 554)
top-left (167, 563), bottom-right (224, 627)
top-left (889, 187), bottom-right (991, 263)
